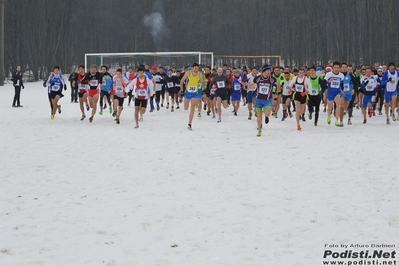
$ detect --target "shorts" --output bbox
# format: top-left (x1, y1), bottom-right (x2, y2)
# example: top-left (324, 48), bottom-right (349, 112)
top-left (79, 91), bottom-right (87, 98)
top-left (282, 94), bottom-right (292, 103)
top-left (293, 92), bottom-right (307, 104)
top-left (215, 88), bottom-right (228, 101)
top-left (167, 88), bottom-right (176, 98)
top-left (362, 94), bottom-right (374, 108)
top-left (343, 90), bottom-right (353, 102)
top-left (88, 89), bottom-right (99, 97)
top-left (210, 94), bottom-right (215, 100)
top-left (255, 98), bottom-right (272, 111)
top-left (327, 89), bottom-right (342, 101)
top-left (231, 91), bottom-right (241, 101)
top-left (241, 89), bottom-right (247, 98)
top-left (385, 91), bottom-right (398, 103)
top-left (114, 95), bottom-right (124, 107)
top-left (195, 91), bottom-right (203, 99)
top-left (247, 91), bottom-right (255, 103)
top-left (185, 91), bottom-right (197, 100)
top-left (50, 90), bottom-right (63, 100)
top-left (135, 98), bottom-right (148, 108)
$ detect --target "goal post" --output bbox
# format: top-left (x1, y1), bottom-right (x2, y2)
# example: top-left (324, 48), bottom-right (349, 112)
top-left (214, 55), bottom-right (282, 68)
top-left (85, 52), bottom-right (214, 72)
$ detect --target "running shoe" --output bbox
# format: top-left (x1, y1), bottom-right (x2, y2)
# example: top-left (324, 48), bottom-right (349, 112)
top-left (327, 116), bottom-right (331, 124)
top-left (99, 110), bottom-right (103, 115)
top-left (204, 104), bottom-right (207, 110)
top-left (297, 125), bottom-right (301, 131)
top-left (234, 111), bottom-right (237, 116)
top-left (103, 103), bottom-right (107, 109)
top-left (197, 113), bottom-right (202, 117)
top-left (109, 108), bottom-right (113, 114)
top-left (289, 111), bottom-right (293, 118)
top-left (217, 118), bottom-right (221, 123)
top-left (161, 104), bottom-right (164, 107)
top-left (265, 116), bottom-right (269, 124)
top-left (314, 122), bottom-right (317, 126)
top-left (116, 118), bottom-right (120, 124)
top-left (301, 115), bottom-right (306, 122)
top-left (80, 115), bottom-right (86, 121)
top-left (112, 110), bottom-right (116, 117)
top-left (139, 116), bottom-right (143, 121)
top-left (187, 124), bottom-right (192, 131)
top-left (171, 106), bottom-right (174, 112)
top-left (149, 109), bottom-right (154, 113)
top-left (348, 119), bottom-right (352, 125)
top-left (89, 116), bottom-right (93, 123)
top-left (392, 114), bottom-right (396, 121)
top-left (58, 105), bottom-right (62, 114)
top-left (335, 120), bottom-right (340, 126)
top-left (386, 118), bottom-right (390, 125)
top-left (207, 110), bottom-right (211, 116)
top-left (309, 113), bottom-right (312, 120)
top-left (86, 103), bottom-right (90, 111)
top-left (157, 105), bottom-right (160, 111)
top-left (176, 106), bottom-right (180, 109)
top-left (166, 103), bottom-right (169, 109)
top-left (363, 119), bottom-right (367, 124)
top-left (256, 130), bottom-right (262, 137)
top-left (50, 114), bottom-right (54, 120)
top-left (134, 124), bottom-right (139, 129)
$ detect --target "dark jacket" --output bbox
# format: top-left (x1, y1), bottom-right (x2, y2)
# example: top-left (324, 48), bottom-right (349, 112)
top-left (12, 71), bottom-right (24, 87)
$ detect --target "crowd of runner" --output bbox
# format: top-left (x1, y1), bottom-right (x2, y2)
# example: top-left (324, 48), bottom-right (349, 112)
top-left (29, 61), bottom-right (399, 136)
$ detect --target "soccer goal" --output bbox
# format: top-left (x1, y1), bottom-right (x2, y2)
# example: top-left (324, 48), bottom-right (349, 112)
top-left (85, 52), bottom-right (214, 72)
top-left (214, 55), bottom-right (282, 68)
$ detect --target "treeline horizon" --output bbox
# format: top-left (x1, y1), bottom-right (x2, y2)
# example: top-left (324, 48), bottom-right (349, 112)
top-left (5, 0), bottom-right (399, 80)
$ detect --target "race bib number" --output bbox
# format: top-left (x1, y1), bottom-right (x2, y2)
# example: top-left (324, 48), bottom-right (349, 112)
top-left (188, 86), bottom-right (196, 92)
top-left (366, 85), bottom-right (373, 91)
top-left (52, 84), bottom-right (60, 91)
top-left (331, 79), bottom-right (340, 89)
top-left (217, 81), bottom-right (225, 88)
top-left (234, 84), bottom-right (241, 91)
top-left (390, 78), bottom-right (396, 84)
top-left (167, 82), bottom-right (173, 88)
top-left (210, 88), bottom-right (216, 95)
top-left (259, 84), bottom-right (270, 95)
top-left (139, 90), bottom-right (146, 95)
top-left (295, 84), bottom-right (304, 92)
top-left (116, 86), bottom-right (122, 91)
top-left (79, 83), bottom-right (86, 90)
top-left (343, 84), bottom-right (350, 91)
top-left (90, 80), bottom-right (98, 87)
top-left (310, 89), bottom-right (318, 95)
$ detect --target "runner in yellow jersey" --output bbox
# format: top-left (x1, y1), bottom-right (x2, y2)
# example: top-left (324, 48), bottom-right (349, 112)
top-left (180, 62), bottom-right (205, 130)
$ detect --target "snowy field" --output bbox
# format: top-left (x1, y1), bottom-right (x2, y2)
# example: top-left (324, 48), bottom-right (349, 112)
top-left (1, 82), bottom-right (398, 266)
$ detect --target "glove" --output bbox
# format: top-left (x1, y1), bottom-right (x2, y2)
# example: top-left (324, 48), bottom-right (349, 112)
top-left (364, 80), bottom-right (369, 86)
top-left (64, 84), bottom-right (67, 91)
top-left (300, 92), bottom-right (306, 97)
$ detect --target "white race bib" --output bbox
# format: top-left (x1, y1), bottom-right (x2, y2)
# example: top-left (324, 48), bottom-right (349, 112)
top-left (90, 80), bottom-right (98, 86)
top-left (116, 86), bottom-right (122, 91)
top-left (343, 84), bottom-right (350, 91)
top-left (188, 86), bottom-right (196, 92)
top-left (139, 90), bottom-right (146, 95)
top-left (295, 84), bottom-right (304, 92)
top-left (217, 81), bottom-right (225, 88)
top-left (167, 82), bottom-right (173, 88)
top-left (234, 84), bottom-right (241, 91)
top-left (52, 85), bottom-right (60, 91)
top-left (309, 89), bottom-right (318, 96)
top-left (259, 84), bottom-right (270, 95)
top-left (331, 79), bottom-right (340, 89)
top-left (210, 88), bottom-right (216, 95)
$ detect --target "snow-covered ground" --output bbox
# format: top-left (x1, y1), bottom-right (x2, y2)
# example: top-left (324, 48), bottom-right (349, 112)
top-left (1, 82), bottom-right (398, 266)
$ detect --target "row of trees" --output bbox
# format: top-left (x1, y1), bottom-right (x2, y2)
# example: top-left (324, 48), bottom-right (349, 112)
top-left (5, 0), bottom-right (399, 81)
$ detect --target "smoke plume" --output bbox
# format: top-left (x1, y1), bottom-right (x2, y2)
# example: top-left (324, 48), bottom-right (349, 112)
top-left (143, 0), bottom-right (171, 51)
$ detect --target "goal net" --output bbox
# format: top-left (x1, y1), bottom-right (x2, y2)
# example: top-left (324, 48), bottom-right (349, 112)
top-left (213, 55), bottom-right (282, 68)
top-left (85, 52), bottom-right (214, 72)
